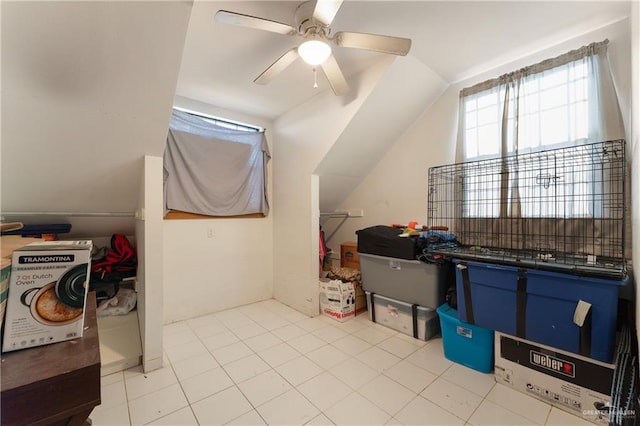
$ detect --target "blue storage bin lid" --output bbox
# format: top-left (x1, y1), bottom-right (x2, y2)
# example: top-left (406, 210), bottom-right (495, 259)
top-left (452, 258), bottom-right (628, 285)
top-left (436, 303), bottom-right (456, 319)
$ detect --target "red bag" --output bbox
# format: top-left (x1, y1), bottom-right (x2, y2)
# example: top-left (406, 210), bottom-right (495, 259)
top-left (91, 234), bottom-right (137, 282)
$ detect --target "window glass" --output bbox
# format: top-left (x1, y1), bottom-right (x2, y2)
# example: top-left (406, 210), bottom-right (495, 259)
top-left (460, 60), bottom-right (594, 218)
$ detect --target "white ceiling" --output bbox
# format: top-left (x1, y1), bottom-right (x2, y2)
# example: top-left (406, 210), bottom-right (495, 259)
top-left (1, 0), bottom-right (631, 237)
top-left (175, 1), bottom-right (632, 120)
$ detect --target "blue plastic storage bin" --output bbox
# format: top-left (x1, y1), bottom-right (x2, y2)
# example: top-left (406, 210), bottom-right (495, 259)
top-left (453, 259), bottom-right (628, 363)
top-left (436, 303), bottom-right (494, 373)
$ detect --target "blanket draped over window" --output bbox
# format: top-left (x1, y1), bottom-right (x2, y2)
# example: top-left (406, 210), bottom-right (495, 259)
top-left (164, 110), bottom-right (270, 216)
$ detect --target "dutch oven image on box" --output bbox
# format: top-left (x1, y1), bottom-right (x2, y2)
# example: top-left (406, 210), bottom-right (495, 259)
top-left (20, 263), bottom-right (88, 326)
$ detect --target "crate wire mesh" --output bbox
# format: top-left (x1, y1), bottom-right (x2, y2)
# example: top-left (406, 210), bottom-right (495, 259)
top-left (427, 140), bottom-right (626, 278)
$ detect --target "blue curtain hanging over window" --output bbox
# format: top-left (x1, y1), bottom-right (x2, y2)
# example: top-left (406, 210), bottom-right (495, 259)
top-left (163, 110), bottom-right (270, 216)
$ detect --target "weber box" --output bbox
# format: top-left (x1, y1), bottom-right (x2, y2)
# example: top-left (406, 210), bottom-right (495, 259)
top-left (319, 279), bottom-right (355, 322)
top-left (2, 240), bottom-right (92, 352)
top-left (495, 332), bottom-right (618, 424)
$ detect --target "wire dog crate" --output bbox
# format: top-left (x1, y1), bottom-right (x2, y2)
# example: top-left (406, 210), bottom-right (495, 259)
top-left (427, 140), bottom-right (626, 278)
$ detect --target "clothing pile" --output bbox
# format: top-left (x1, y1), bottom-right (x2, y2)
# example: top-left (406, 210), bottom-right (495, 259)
top-left (326, 266), bottom-right (361, 285)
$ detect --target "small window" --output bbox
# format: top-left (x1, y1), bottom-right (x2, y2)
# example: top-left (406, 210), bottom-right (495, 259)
top-left (163, 109), bottom-right (270, 218)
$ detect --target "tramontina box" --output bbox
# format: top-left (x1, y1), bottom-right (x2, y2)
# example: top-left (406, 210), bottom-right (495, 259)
top-left (2, 240), bottom-right (92, 352)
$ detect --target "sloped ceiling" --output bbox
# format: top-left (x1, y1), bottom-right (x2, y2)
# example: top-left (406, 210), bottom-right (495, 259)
top-left (314, 55), bottom-right (448, 212)
top-left (1, 1), bottom-right (193, 236)
top-left (175, 1), bottom-right (631, 212)
top-left (176, 1), bottom-right (631, 119)
top-left (0, 1), bottom-right (632, 235)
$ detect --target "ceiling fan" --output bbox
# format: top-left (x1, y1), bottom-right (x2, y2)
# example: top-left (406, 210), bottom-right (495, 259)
top-left (214, 0), bottom-right (412, 96)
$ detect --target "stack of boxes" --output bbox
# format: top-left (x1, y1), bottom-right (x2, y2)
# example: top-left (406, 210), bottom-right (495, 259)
top-left (423, 139), bottom-right (635, 425)
top-left (434, 257), bottom-right (634, 425)
top-left (318, 242), bottom-right (366, 322)
top-left (356, 225), bottom-right (448, 342)
top-left (353, 223), bottom-right (635, 424)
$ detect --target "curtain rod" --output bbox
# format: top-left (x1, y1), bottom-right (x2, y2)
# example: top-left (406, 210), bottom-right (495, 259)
top-left (320, 212), bottom-right (350, 218)
top-left (461, 39), bottom-right (609, 97)
top-left (1, 211), bottom-right (136, 218)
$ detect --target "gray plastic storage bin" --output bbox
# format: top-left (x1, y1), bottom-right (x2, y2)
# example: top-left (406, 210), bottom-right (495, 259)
top-left (366, 292), bottom-right (440, 341)
top-left (359, 252), bottom-right (447, 308)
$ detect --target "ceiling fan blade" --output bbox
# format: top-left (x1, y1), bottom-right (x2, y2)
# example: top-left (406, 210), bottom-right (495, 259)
top-left (321, 54), bottom-right (349, 96)
top-left (215, 10), bottom-right (297, 35)
top-left (254, 48), bottom-right (300, 85)
top-left (312, 0), bottom-right (343, 27)
top-left (334, 31), bottom-right (412, 56)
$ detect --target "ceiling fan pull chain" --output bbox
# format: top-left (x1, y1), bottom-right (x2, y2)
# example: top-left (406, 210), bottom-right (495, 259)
top-left (313, 67), bottom-right (318, 88)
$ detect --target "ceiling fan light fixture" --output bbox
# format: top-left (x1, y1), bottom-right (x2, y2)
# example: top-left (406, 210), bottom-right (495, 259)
top-left (298, 39), bottom-right (331, 65)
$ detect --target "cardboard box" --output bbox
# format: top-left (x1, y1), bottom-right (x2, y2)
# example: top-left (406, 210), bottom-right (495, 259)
top-left (2, 240), bottom-right (92, 352)
top-left (0, 236), bottom-right (46, 259)
top-left (495, 332), bottom-right (616, 424)
top-left (340, 241), bottom-right (360, 270)
top-left (325, 265), bottom-right (366, 315)
top-left (354, 282), bottom-right (366, 316)
top-left (1, 258), bottom-right (11, 329)
top-left (319, 279), bottom-right (355, 322)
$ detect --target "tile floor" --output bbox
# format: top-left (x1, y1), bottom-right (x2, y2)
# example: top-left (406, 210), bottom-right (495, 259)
top-left (91, 299), bottom-right (595, 426)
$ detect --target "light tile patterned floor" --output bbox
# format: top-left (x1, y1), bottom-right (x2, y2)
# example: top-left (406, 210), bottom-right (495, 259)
top-left (90, 299), bottom-right (594, 426)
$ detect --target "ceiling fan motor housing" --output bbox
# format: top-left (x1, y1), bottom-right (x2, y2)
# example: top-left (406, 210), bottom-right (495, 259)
top-left (295, 1), bottom-right (323, 34)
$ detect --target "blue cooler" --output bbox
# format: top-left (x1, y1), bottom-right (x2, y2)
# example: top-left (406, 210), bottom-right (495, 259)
top-left (453, 259), bottom-right (628, 363)
top-left (436, 303), bottom-right (494, 373)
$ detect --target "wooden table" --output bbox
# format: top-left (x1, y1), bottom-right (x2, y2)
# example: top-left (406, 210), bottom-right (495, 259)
top-left (1, 292), bottom-right (101, 426)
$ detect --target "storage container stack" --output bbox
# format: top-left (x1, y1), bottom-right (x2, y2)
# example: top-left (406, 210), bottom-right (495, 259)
top-left (422, 140), bottom-right (637, 425)
top-left (356, 225), bottom-right (449, 342)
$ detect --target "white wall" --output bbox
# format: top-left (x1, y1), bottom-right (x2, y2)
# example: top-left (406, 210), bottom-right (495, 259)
top-left (321, 83), bottom-right (459, 249)
top-left (315, 55), bottom-right (448, 213)
top-left (1, 1), bottom-right (192, 218)
top-left (0, 1), bottom-right (193, 370)
top-left (162, 97), bottom-right (275, 323)
top-left (327, 19), bottom-right (633, 251)
top-left (136, 156), bottom-right (165, 373)
top-left (271, 59), bottom-right (401, 316)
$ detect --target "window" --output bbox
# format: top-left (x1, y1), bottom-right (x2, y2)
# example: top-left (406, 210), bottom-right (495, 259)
top-left (163, 109), bottom-right (270, 218)
top-left (463, 61), bottom-right (588, 159)
top-left (458, 39), bottom-right (625, 219)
